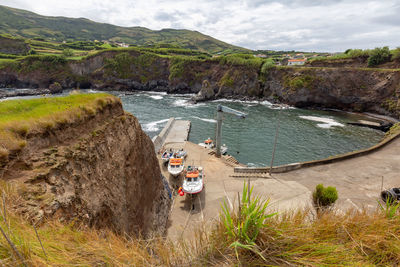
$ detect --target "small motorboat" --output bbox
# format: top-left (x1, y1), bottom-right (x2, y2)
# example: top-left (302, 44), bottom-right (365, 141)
top-left (198, 137), bottom-right (214, 149)
top-left (175, 149), bottom-right (187, 159)
top-left (161, 149), bottom-right (174, 163)
top-left (168, 157), bottom-right (185, 177)
top-left (220, 144), bottom-right (228, 155)
top-left (181, 166), bottom-right (204, 195)
top-left (198, 138), bottom-right (228, 155)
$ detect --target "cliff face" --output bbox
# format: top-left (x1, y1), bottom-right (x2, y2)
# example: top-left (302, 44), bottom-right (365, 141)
top-left (2, 100), bottom-right (171, 236)
top-left (262, 67), bottom-right (400, 116)
top-left (1, 50), bottom-right (400, 118)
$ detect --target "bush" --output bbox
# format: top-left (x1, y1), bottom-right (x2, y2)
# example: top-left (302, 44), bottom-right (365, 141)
top-left (368, 46), bottom-right (391, 67)
top-left (313, 184), bottom-right (338, 207)
top-left (62, 48), bottom-right (74, 57)
top-left (391, 47), bottom-right (400, 61)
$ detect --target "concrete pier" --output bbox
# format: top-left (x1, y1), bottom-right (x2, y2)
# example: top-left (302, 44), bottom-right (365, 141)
top-left (152, 118), bottom-right (191, 152)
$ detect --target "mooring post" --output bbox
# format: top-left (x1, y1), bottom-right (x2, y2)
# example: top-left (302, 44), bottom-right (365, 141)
top-left (216, 105), bottom-right (223, 157)
top-left (269, 106), bottom-right (283, 175)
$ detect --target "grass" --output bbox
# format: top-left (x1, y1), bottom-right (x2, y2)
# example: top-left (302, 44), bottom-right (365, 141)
top-left (0, 93), bottom-right (119, 161)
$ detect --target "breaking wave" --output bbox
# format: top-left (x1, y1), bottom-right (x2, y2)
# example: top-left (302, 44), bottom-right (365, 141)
top-left (143, 119), bottom-right (170, 132)
top-left (192, 116), bottom-right (217, 123)
top-left (299, 116), bottom-right (344, 128)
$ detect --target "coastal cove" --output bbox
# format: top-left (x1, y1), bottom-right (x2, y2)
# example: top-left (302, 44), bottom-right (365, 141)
top-left (3, 89), bottom-right (384, 167)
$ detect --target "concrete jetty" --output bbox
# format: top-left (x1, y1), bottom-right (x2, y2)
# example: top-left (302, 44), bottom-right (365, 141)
top-left (152, 118), bottom-right (191, 152)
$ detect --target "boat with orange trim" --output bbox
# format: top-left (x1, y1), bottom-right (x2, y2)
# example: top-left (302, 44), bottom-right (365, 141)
top-left (182, 166), bottom-right (204, 194)
top-left (167, 157), bottom-right (185, 177)
top-left (198, 137), bottom-right (228, 155)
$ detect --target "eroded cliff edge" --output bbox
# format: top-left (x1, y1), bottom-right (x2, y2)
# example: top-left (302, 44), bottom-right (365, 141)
top-left (1, 95), bottom-right (171, 237)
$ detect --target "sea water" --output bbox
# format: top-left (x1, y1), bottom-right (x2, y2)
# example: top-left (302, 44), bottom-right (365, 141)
top-left (3, 89), bottom-right (384, 167)
top-left (112, 91), bottom-right (384, 167)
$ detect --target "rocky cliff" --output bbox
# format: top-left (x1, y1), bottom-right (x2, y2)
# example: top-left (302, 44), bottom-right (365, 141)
top-left (1, 96), bottom-right (171, 237)
top-left (1, 50), bottom-right (400, 118)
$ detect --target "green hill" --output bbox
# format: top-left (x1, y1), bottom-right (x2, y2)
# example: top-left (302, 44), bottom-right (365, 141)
top-left (0, 5), bottom-right (249, 54)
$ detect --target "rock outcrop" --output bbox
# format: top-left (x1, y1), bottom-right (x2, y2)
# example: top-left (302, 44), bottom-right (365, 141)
top-left (2, 98), bottom-right (171, 237)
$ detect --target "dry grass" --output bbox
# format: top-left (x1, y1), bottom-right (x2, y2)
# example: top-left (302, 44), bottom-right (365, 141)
top-left (0, 93), bottom-right (120, 162)
top-left (201, 205), bottom-right (400, 266)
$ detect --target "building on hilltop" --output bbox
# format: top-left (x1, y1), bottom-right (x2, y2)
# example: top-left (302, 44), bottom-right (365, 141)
top-left (288, 59), bottom-right (306, 66)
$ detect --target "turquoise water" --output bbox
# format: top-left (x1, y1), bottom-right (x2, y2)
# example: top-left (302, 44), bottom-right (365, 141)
top-left (109, 91), bottom-right (384, 167)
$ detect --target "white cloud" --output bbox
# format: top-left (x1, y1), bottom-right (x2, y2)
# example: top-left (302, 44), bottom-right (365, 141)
top-left (0, 0), bottom-right (399, 52)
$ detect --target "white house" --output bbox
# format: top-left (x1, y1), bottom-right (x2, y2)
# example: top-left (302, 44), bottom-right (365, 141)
top-left (288, 59), bottom-right (306, 66)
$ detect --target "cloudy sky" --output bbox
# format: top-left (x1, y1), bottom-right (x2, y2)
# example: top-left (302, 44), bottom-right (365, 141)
top-left (1, 0), bottom-right (399, 52)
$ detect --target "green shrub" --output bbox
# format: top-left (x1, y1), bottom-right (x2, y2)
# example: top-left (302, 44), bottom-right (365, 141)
top-left (62, 48), bottom-right (74, 57)
top-left (313, 184), bottom-right (338, 207)
top-left (104, 52), bottom-right (133, 78)
top-left (368, 46), bottom-right (391, 67)
top-left (260, 58), bottom-right (275, 79)
top-left (221, 181), bottom-right (277, 259)
top-left (391, 47), bottom-right (400, 61)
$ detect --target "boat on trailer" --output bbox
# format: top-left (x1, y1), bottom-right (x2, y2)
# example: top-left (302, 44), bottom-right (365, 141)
top-left (168, 157), bottom-right (185, 177)
top-left (198, 138), bottom-right (228, 155)
top-left (181, 166), bottom-right (204, 195)
top-left (161, 149), bottom-right (174, 163)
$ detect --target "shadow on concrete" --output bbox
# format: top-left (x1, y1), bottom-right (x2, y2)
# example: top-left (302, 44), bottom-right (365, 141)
top-left (180, 190), bottom-right (206, 213)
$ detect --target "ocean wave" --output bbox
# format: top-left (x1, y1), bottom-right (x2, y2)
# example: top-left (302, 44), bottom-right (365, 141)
top-left (147, 91), bottom-right (168, 95)
top-left (173, 99), bottom-right (189, 107)
top-left (212, 98), bottom-right (295, 109)
top-left (143, 118), bottom-right (170, 132)
top-left (192, 116), bottom-right (217, 123)
top-left (149, 95), bottom-right (163, 100)
top-left (172, 99), bottom-right (205, 108)
top-left (299, 115), bottom-right (344, 128)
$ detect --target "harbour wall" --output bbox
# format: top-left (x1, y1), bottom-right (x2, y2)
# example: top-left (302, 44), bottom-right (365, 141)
top-left (152, 118), bottom-right (175, 152)
top-left (235, 130), bottom-right (400, 174)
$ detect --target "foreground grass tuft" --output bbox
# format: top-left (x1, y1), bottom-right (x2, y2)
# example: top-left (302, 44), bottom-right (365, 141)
top-left (0, 93), bottom-right (120, 161)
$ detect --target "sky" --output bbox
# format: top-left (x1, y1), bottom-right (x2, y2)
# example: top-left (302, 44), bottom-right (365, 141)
top-left (1, 0), bottom-right (399, 52)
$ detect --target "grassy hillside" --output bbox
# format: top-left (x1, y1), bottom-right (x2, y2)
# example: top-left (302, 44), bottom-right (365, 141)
top-left (0, 5), bottom-right (249, 54)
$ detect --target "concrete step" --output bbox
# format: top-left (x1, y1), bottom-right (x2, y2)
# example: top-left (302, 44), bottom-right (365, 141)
top-left (230, 173), bottom-right (272, 179)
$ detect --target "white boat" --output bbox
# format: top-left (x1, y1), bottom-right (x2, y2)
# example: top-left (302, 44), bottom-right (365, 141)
top-left (182, 166), bottom-right (204, 194)
top-left (220, 144), bottom-right (228, 155)
top-left (175, 149), bottom-right (187, 159)
top-left (198, 137), bottom-right (214, 149)
top-left (168, 157), bottom-right (185, 177)
top-left (198, 138), bottom-right (228, 155)
top-left (161, 149), bottom-right (173, 163)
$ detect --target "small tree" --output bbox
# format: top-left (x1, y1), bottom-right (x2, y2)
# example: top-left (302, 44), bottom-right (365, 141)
top-left (62, 48), bottom-right (74, 57)
top-left (391, 47), bottom-right (400, 61)
top-left (313, 184), bottom-right (338, 207)
top-left (368, 46), bottom-right (391, 67)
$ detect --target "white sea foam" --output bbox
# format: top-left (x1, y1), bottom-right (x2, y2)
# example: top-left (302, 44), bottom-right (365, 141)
top-left (149, 95), bottom-right (163, 100)
top-left (173, 99), bottom-right (189, 107)
top-left (212, 98), bottom-right (295, 109)
top-left (299, 115), bottom-right (344, 128)
top-left (143, 119), bottom-right (170, 132)
top-left (147, 91), bottom-right (168, 95)
top-left (172, 99), bottom-right (205, 108)
top-left (192, 116), bottom-right (217, 123)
